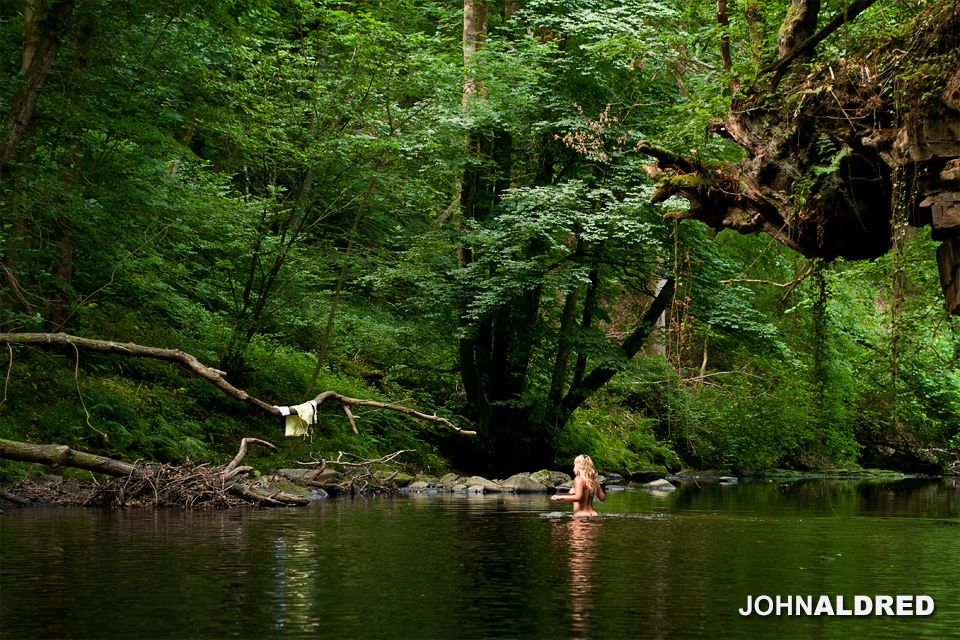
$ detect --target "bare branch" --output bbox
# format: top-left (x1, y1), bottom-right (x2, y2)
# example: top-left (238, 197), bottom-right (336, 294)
top-left (224, 438), bottom-right (278, 475)
top-left (0, 333), bottom-right (475, 435)
top-left (342, 405), bottom-right (359, 434)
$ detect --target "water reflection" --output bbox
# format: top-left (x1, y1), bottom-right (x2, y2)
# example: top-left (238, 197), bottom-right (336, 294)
top-left (1, 479), bottom-right (957, 640)
top-left (270, 528), bottom-right (321, 635)
top-left (551, 517), bottom-right (603, 638)
top-left (645, 490), bottom-right (675, 499)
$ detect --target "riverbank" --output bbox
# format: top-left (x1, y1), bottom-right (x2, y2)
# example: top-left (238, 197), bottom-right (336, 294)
top-left (4, 461), bottom-right (951, 511)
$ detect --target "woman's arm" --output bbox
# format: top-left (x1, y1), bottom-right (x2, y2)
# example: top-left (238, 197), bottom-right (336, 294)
top-left (551, 476), bottom-right (584, 501)
top-left (596, 483), bottom-right (606, 502)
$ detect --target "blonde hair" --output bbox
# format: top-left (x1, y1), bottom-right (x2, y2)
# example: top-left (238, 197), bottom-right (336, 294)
top-left (573, 454), bottom-right (601, 497)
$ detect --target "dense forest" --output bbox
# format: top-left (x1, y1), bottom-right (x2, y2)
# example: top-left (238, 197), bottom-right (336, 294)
top-left (2, 0), bottom-right (959, 480)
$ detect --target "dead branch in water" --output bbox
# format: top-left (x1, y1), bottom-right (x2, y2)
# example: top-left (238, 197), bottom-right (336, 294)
top-left (293, 449), bottom-right (414, 494)
top-left (0, 437), bottom-right (308, 507)
top-left (0, 487), bottom-right (31, 506)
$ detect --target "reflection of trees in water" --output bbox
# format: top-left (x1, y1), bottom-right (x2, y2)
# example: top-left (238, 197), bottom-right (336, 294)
top-left (854, 478), bottom-right (959, 518)
top-left (772, 478), bottom-right (958, 518)
top-left (658, 478), bottom-right (957, 519)
top-left (552, 518), bottom-right (602, 639)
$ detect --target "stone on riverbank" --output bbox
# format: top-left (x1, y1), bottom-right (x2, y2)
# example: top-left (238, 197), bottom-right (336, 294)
top-left (459, 476), bottom-right (503, 491)
top-left (440, 473), bottom-right (460, 488)
top-left (642, 479), bottom-right (676, 490)
top-left (501, 474), bottom-right (548, 492)
top-left (529, 469), bottom-right (572, 487)
top-left (279, 468), bottom-right (342, 489)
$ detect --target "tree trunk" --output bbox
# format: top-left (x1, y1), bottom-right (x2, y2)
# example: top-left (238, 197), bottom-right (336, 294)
top-left (0, 0), bottom-right (76, 175)
top-left (548, 268), bottom-right (582, 407)
top-left (571, 261), bottom-right (601, 390)
top-left (742, 0), bottom-right (768, 64)
top-left (48, 224), bottom-right (74, 329)
top-left (777, 0), bottom-right (820, 61)
top-left (642, 276), bottom-right (670, 357)
top-left (559, 277), bottom-right (675, 426)
top-left (937, 238), bottom-right (960, 315)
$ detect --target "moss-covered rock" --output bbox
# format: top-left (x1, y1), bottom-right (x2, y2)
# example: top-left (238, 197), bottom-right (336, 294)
top-left (529, 469), bottom-right (555, 487)
top-left (501, 474), bottom-right (547, 492)
top-left (61, 467), bottom-right (108, 484)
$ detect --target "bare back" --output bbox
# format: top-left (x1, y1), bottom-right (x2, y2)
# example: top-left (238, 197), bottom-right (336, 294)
top-left (567, 476), bottom-right (606, 517)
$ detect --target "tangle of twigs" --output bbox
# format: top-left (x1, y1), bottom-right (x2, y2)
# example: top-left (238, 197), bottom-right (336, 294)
top-left (87, 461), bottom-right (257, 508)
top-left (292, 449), bottom-right (414, 494)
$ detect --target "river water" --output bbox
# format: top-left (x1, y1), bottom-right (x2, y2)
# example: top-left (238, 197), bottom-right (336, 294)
top-left (1, 477), bottom-right (957, 639)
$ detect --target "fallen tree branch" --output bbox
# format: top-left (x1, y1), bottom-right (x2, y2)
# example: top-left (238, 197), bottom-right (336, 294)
top-left (0, 437), bottom-right (311, 507)
top-left (0, 332), bottom-right (475, 435)
top-left (228, 482), bottom-right (309, 506)
top-left (0, 332), bottom-right (276, 411)
top-left (222, 465), bottom-right (253, 482)
top-left (342, 404), bottom-right (359, 434)
top-left (297, 449), bottom-right (413, 469)
top-left (0, 438), bottom-right (139, 477)
top-left (294, 449), bottom-right (413, 494)
top-left (0, 487), bottom-right (32, 506)
top-left (312, 389), bottom-right (474, 435)
top-left (224, 437), bottom-right (277, 474)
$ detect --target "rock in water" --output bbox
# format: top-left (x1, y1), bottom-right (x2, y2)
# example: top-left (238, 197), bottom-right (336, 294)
top-left (642, 479), bottom-right (676, 491)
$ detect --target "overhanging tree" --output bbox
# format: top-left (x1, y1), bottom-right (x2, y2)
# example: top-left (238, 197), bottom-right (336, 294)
top-left (638, 0), bottom-right (960, 315)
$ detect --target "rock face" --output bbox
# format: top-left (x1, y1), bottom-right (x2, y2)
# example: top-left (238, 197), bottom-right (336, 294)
top-left (879, 108), bottom-right (960, 314)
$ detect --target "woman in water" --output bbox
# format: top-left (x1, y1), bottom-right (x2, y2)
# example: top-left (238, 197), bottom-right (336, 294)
top-left (551, 454), bottom-right (605, 516)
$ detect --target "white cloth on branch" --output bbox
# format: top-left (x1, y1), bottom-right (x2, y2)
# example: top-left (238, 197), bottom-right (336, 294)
top-left (285, 400), bottom-right (317, 436)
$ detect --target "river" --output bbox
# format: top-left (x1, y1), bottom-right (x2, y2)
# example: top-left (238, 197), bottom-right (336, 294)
top-left (1, 477), bottom-right (957, 639)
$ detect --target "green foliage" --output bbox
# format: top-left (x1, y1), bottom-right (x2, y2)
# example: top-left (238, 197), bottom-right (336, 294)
top-left (2, 0), bottom-right (956, 481)
top-left (558, 393), bottom-right (682, 474)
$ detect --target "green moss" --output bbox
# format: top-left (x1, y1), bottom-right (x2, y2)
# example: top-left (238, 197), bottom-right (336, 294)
top-left (276, 479), bottom-right (309, 494)
top-left (376, 470), bottom-right (413, 482)
top-left (652, 173), bottom-right (715, 204)
top-left (61, 467), bottom-right (109, 484)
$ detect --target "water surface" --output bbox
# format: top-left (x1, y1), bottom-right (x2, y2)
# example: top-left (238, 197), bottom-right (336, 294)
top-left (1, 478), bottom-right (957, 639)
